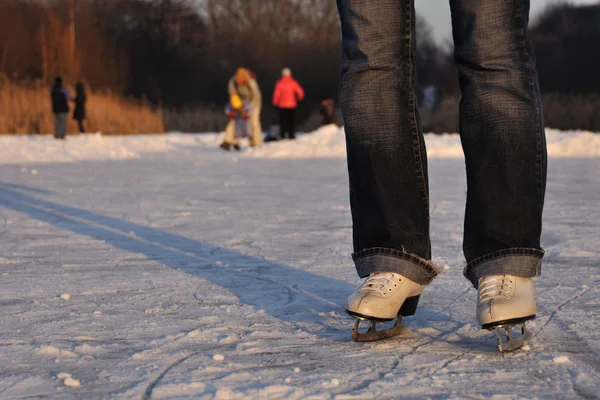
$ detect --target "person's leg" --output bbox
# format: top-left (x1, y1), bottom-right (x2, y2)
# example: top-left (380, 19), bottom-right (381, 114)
top-left (223, 120), bottom-right (235, 146)
top-left (58, 113), bottom-right (67, 139)
top-left (289, 109), bottom-right (297, 139)
top-left (337, 0), bottom-right (439, 284)
top-left (78, 119), bottom-right (85, 133)
top-left (450, 0), bottom-right (547, 287)
top-left (53, 114), bottom-right (60, 139)
top-left (250, 105), bottom-right (263, 147)
top-left (279, 108), bottom-right (289, 139)
top-left (283, 109), bottom-right (293, 139)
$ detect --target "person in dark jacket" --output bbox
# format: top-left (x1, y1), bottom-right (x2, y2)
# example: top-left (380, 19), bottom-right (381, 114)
top-left (72, 82), bottom-right (87, 133)
top-left (51, 77), bottom-right (70, 139)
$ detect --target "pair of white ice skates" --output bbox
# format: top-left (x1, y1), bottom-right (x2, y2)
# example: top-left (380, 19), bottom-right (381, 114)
top-left (346, 272), bottom-right (536, 352)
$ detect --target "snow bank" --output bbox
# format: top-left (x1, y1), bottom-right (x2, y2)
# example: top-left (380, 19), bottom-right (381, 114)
top-left (0, 133), bottom-right (208, 165)
top-left (1, 127), bottom-right (598, 165)
top-left (249, 124), bottom-right (346, 158)
top-left (249, 126), bottom-right (600, 159)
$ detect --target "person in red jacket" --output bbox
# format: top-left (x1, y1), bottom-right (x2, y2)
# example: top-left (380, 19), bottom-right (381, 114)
top-left (272, 68), bottom-right (305, 140)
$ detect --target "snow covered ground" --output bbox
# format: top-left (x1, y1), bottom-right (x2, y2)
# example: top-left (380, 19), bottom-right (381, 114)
top-left (1, 125), bottom-right (600, 164)
top-left (1, 128), bottom-right (599, 398)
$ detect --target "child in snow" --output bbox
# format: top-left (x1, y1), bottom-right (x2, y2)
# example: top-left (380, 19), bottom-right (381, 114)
top-left (225, 94), bottom-right (253, 151)
top-left (264, 115), bottom-right (282, 142)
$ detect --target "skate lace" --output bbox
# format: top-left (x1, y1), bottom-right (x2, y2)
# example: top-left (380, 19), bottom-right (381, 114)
top-left (478, 275), bottom-right (514, 304)
top-left (360, 272), bottom-right (402, 296)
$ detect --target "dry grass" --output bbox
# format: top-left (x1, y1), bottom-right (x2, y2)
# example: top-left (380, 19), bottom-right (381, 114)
top-left (0, 78), bottom-right (164, 135)
top-left (163, 106), bottom-right (228, 133)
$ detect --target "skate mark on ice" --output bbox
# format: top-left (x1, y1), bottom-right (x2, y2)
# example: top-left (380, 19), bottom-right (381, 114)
top-left (335, 320), bottom-right (470, 396)
top-left (420, 347), bottom-right (475, 382)
top-left (140, 343), bottom-right (239, 400)
top-left (536, 285), bottom-right (595, 341)
top-left (0, 183), bottom-right (352, 340)
top-left (141, 350), bottom-right (204, 400)
top-left (440, 285), bottom-right (471, 318)
top-left (534, 285), bottom-right (600, 379)
top-left (0, 211), bottom-right (9, 237)
top-left (136, 338), bottom-right (351, 395)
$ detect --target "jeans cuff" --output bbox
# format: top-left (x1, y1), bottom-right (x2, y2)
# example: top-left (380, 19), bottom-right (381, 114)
top-left (463, 247), bottom-right (544, 288)
top-left (352, 247), bottom-right (441, 285)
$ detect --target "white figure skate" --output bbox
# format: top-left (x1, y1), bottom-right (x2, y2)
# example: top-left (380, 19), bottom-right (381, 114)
top-left (346, 272), bottom-right (424, 342)
top-left (477, 274), bottom-right (536, 352)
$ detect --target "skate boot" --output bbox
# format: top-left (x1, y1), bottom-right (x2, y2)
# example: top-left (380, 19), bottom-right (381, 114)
top-left (346, 272), bottom-right (424, 342)
top-left (477, 274), bottom-right (536, 352)
top-left (220, 142), bottom-right (231, 151)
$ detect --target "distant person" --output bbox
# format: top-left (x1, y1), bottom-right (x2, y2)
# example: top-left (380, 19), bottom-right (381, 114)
top-left (264, 114), bottom-right (281, 143)
top-left (272, 68), bottom-right (304, 140)
top-left (51, 77), bottom-right (70, 139)
top-left (320, 98), bottom-right (336, 126)
top-left (72, 82), bottom-right (87, 133)
top-left (225, 94), bottom-right (253, 151)
top-left (221, 68), bottom-right (263, 150)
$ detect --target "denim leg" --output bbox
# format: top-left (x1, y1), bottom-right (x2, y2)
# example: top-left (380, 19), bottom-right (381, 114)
top-left (337, 0), bottom-right (440, 285)
top-left (450, 0), bottom-right (547, 287)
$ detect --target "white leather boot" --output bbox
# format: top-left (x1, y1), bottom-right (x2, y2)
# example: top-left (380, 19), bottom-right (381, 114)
top-left (477, 274), bottom-right (536, 328)
top-left (477, 274), bottom-right (536, 351)
top-left (346, 272), bottom-right (424, 321)
top-left (346, 272), bottom-right (425, 341)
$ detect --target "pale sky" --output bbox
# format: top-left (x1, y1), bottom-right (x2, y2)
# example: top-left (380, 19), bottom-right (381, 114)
top-left (415, 0), bottom-right (600, 45)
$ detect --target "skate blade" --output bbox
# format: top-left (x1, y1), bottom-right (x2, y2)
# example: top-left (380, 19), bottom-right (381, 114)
top-left (351, 316), bottom-right (406, 342)
top-left (492, 323), bottom-right (532, 353)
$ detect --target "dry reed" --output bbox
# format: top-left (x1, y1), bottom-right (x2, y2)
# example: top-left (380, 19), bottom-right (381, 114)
top-left (0, 77), bottom-right (164, 135)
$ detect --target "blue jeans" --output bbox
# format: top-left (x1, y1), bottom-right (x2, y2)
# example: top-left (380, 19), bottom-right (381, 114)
top-left (337, 0), bottom-right (547, 288)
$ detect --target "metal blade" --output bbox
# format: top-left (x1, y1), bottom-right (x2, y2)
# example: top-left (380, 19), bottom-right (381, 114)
top-left (351, 316), bottom-right (406, 342)
top-left (494, 323), bottom-right (532, 352)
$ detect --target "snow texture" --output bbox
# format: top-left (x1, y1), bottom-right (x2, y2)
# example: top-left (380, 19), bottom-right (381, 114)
top-left (0, 128), bottom-right (599, 398)
top-left (1, 126), bottom-right (600, 165)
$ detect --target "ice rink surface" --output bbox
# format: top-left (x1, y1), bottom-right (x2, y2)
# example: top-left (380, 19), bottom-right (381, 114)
top-left (1, 130), bottom-right (599, 398)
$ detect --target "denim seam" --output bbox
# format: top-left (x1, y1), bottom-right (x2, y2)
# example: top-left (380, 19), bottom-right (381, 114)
top-left (518, 0), bottom-right (545, 214)
top-left (467, 247), bottom-right (544, 269)
top-left (352, 247), bottom-right (441, 277)
top-left (531, 35), bottom-right (546, 214)
top-left (406, 0), bottom-right (430, 256)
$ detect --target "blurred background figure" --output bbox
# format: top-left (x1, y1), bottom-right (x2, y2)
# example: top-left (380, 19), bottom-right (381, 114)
top-left (0, 1), bottom-right (599, 136)
top-left (264, 115), bottom-right (281, 143)
top-left (224, 94), bottom-right (253, 151)
top-left (320, 99), bottom-right (337, 126)
top-left (272, 68), bottom-right (304, 140)
top-left (73, 82), bottom-right (87, 133)
top-left (51, 76), bottom-right (70, 139)
top-left (221, 68), bottom-right (263, 150)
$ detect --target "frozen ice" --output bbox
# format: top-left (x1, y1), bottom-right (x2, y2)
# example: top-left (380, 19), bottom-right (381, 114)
top-left (0, 128), bottom-right (598, 398)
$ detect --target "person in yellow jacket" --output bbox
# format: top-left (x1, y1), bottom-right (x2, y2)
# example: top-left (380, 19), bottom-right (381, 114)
top-left (225, 94), bottom-right (253, 151)
top-left (220, 68), bottom-right (263, 150)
